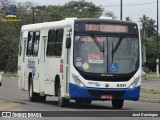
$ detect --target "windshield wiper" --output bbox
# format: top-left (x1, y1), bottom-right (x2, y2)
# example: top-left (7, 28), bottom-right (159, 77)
top-left (112, 36), bottom-right (124, 54)
top-left (90, 34), bottom-right (104, 53)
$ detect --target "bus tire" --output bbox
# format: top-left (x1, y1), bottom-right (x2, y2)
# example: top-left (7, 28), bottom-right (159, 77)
top-left (0, 82), bottom-right (1, 86)
top-left (38, 96), bottom-right (46, 103)
top-left (75, 99), bottom-right (83, 104)
top-left (112, 99), bottom-right (124, 109)
top-left (83, 100), bottom-right (92, 104)
top-left (58, 83), bottom-right (69, 107)
top-left (29, 77), bottom-right (39, 102)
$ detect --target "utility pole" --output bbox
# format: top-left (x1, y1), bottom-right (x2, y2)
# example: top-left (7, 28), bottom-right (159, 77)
top-left (32, 7), bottom-right (34, 24)
top-left (157, 0), bottom-right (159, 77)
top-left (120, 0), bottom-right (122, 20)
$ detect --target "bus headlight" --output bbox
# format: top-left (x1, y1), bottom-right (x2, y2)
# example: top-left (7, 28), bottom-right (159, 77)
top-left (72, 74), bottom-right (85, 87)
top-left (128, 77), bottom-right (140, 89)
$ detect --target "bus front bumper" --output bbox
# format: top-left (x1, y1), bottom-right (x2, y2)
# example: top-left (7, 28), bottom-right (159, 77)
top-left (69, 83), bottom-right (140, 100)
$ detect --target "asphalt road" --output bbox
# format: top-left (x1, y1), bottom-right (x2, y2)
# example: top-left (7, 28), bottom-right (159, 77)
top-left (141, 80), bottom-right (160, 90)
top-left (0, 78), bottom-right (160, 120)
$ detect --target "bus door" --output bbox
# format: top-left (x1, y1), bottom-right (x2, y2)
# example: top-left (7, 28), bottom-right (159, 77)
top-left (39, 36), bottom-right (47, 93)
top-left (19, 31), bottom-right (27, 90)
top-left (18, 32), bottom-right (23, 89)
top-left (22, 38), bottom-right (27, 89)
top-left (30, 31), bottom-right (41, 93)
top-left (64, 27), bottom-right (72, 96)
top-left (25, 31), bottom-right (40, 92)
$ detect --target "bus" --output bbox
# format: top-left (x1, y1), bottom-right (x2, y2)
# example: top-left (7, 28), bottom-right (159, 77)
top-left (18, 18), bottom-right (142, 109)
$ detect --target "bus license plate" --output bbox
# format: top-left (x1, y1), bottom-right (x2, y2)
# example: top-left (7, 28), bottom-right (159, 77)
top-left (101, 94), bottom-right (113, 100)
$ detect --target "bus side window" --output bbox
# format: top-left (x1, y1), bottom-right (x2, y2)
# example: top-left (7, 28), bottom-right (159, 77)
top-left (54, 29), bottom-right (64, 56)
top-left (46, 30), bottom-right (55, 56)
top-left (26, 31), bottom-right (33, 56)
top-left (32, 31), bottom-right (40, 56)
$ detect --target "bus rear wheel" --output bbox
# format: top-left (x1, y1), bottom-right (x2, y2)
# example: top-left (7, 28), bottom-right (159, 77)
top-left (58, 83), bottom-right (69, 107)
top-left (75, 99), bottom-right (83, 104)
top-left (112, 99), bottom-right (124, 109)
top-left (38, 96), bottom-right (46, 102)
top-left (83, 100), bottom-right (92, 104)
top-left (29, 77), bottom-right (39, 102)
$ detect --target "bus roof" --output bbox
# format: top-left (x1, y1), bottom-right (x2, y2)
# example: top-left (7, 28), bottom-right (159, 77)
top-left (75, 18), bottom-right (137, 25)
top-left (21, 19), bottom-right (74, 31)
top-left (21, 18), bottom-right (137, 31)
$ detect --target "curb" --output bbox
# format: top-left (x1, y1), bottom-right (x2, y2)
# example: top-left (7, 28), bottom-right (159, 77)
top-left (140, 97), bottom-right (160, 103)
top-left (2, 77), bottom-right (17, 79)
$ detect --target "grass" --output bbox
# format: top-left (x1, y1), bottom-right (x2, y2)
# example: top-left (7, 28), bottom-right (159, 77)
top-left (141, 72), bottom-right (160, 80)
top-left (145, 72), bottom-right (156, 75)
top-left (141, 88), bottom-right (160, 94)
top-left (2, 72), bottom-right (17, 78)
top-left (142, 76), bottom-right (160, 80)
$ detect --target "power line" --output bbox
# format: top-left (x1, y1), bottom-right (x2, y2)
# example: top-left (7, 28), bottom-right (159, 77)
top-left (104, 2), bottom-right (158, 7)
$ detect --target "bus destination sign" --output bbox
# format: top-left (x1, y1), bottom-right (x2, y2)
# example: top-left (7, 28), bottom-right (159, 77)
top-left (85, 24), bottom-right (128, 33)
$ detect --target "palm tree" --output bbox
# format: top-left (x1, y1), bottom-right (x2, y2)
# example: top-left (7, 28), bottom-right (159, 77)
top-left (139, 15), bottom-right (149, 37)
top-left (105, 11), bottom-right (117, 19)
top-left (147, 18), bottom-right (156, 37)
top-left (125, 17), bottom-right (132, 21)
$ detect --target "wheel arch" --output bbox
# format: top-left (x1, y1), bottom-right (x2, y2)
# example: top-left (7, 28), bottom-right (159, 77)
top-left (55, 75), bottom-right (60, 96)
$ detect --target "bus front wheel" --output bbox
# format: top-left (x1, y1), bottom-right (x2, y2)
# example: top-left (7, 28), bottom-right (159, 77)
top-left (112, 99), bottom-right (124, 109)
top-left (29, 77), bottom-right (39, 102)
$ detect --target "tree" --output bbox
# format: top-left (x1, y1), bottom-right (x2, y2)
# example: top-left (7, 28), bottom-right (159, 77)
top-left (64, 0), bottom-right (104, 18)
top-left (105, 11), bottom-right (117, 19)
top-left (16, 0), bottom-right (104, 23)
top-left (0, 22), bottom-right (20, 72)
top-left (125, 17), bottom-right (132, 21)
top-left (142, 36), bottom-right (158, 72)
top-left (16, 2), bottom-right (38, 24)
top-left (139, 15), bottom-right (149, 37)
top-left (147, 18), bottom-right (156, 37)
top-left (139, 15), bottom-right (156, 37)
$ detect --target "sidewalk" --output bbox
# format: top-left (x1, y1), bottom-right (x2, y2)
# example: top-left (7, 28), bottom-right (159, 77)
top-left (140, 92), bottom-right (160, 103)
top-left (0, 99), bottom-right (22, 110)
top-left (140, 80), bottom-right (160, 103)
top-left (141, 80), bottom-right (160, 90)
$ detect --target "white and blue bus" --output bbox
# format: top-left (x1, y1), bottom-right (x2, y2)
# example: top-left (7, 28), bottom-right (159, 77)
top-left (18, 18), bottom-right (142, 109)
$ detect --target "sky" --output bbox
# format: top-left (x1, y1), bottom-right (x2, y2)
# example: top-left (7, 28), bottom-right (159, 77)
top-left (14, 0), bottom-right (159, 26)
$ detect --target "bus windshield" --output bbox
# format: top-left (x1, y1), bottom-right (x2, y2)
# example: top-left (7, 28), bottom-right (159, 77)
top-left (73, 35), bottom-right (139, 74)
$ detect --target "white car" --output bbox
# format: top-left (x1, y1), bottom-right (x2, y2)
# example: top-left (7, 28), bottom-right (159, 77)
top-left (0, 72), bottom-right (4, 86)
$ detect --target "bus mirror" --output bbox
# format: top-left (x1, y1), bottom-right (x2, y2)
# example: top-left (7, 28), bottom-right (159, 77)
top-left (142, 45), bottom-right (146, 63)
top-left (66, 38), bottom-right (71, 49)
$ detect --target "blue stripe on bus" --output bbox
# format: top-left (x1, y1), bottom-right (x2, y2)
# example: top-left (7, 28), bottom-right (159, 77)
top-left (69, 83), bottom-right (140, 100)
